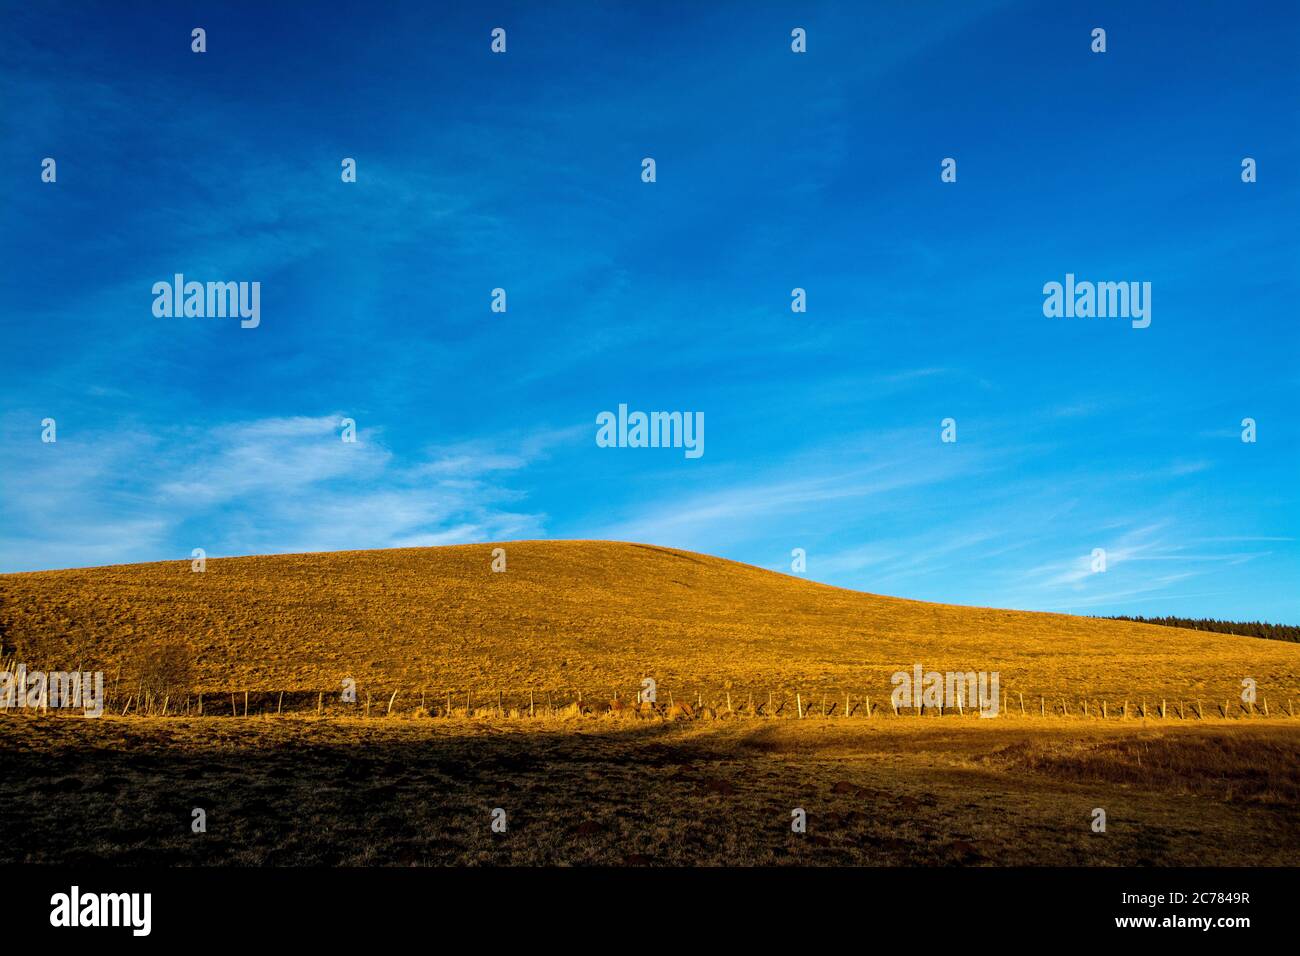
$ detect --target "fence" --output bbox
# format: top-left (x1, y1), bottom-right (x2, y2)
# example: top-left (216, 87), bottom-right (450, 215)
top-left (2, 679), bottom-right (1295, 722)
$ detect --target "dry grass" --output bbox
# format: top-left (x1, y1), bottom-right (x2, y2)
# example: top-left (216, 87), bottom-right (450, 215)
top-left (1, 715), bottom-right (1295, 866)
top-left (2, 541), bottom-right (1297, 704)
top-left (3, 540), bottom-right (1298, 866)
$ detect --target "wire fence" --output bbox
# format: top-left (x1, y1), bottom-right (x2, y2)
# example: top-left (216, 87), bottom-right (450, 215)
top-left (2, 681), bottom-right (1295, 722)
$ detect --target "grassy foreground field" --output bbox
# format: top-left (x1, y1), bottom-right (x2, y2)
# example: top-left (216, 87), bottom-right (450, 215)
top-left (2, 541), bottom-right (1298, 866)
top-left (1, 715), bottom-right (1296, 866)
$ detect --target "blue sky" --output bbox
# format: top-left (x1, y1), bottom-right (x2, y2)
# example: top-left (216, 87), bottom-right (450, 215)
top-left (2, 1), bottom-right (1297, 621)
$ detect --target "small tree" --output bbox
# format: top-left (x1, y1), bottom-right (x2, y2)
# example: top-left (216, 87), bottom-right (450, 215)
top-left (131, 639), bottom-right (196, 700)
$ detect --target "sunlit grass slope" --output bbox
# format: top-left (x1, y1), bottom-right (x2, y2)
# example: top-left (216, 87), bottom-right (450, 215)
top-left (2, 541), bottom-right (1297, 702)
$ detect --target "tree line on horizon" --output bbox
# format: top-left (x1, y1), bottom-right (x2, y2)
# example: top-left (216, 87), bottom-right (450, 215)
top-left (1101, 615), bottom-right (1300, 644)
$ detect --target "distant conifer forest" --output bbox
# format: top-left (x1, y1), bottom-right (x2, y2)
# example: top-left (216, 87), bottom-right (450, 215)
top-left (1102, 616), bottom-right (1300, 644)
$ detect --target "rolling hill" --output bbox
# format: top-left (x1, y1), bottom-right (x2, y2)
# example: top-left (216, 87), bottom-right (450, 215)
top-left (2, 540), bottom-right (1297, 705)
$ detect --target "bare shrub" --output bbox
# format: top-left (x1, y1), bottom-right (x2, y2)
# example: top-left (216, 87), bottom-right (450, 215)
top-left (130, 639), bottom-right (196, 699)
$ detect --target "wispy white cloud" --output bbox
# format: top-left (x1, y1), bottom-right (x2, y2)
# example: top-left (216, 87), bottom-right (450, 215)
top-left (1000, 521), bottom-right (1273, 612)
top-left (0, 414), bottom-right (567, 570)
top-left (596, 445), bottom-right (979, 549)
top-left (158, 415), bottom-right (392, 506)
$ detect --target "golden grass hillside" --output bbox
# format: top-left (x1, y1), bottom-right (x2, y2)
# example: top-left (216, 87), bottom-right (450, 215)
top-left (1, 540), bottom-right (1297, 705)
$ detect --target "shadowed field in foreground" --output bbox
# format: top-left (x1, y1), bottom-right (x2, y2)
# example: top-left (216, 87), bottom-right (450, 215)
top-left (2, 716), bottom-right (1296, 866)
